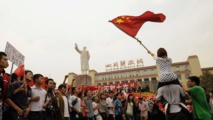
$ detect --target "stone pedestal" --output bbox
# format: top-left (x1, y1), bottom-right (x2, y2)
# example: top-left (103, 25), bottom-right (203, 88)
top-left (74, 74), bottom-right (92, 86)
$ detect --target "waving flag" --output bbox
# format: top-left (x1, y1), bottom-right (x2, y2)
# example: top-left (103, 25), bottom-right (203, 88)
top-left (109, 11), bottom-right (166, 37)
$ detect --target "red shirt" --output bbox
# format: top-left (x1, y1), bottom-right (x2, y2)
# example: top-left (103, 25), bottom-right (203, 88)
top-left (0, 70), bottom-right (10, 103)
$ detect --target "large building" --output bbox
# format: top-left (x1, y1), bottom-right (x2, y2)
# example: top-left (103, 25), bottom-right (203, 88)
top-left (68, 55), bottom-right (213, 92)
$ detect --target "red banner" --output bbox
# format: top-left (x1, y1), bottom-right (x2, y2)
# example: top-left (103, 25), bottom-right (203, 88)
top-left (81, 82), bottom-right (137, 92)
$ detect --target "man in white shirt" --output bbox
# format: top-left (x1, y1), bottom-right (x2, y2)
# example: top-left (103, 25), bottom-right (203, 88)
top-left (29, 74), bottom-right (48, 120)
top-left (69, 87), bottom-right (81, 120)
top-left (106, 91), bottom-right (114, 120)
top-left (156, 84), bottom-right (189, 120)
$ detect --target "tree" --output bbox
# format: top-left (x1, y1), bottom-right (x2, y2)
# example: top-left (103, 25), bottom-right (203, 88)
top-left (200, 70), bottom-right (213, 92)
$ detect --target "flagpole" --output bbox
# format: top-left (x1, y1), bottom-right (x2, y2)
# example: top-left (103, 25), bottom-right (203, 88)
top-left (133, 37), bottom-right (149, 51)
top-left (9, 63), bottom-right (14, 84)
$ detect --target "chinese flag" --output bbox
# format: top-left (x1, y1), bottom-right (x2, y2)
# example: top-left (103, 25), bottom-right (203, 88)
top-left (14, 65), bottom-right (25, 77)
top-left (28, 77), bottom-right (47, 88)
top-left (28, 81), bottom-right (34, 87)
top-left (109, 11), bottom-right (166, 37)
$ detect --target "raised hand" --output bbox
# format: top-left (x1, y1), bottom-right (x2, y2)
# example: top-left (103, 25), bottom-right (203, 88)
top-left (65, 75), bottom-right (68, 79)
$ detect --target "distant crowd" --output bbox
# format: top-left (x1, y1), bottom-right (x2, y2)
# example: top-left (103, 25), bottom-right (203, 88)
top-left (0, 49), bottom-right (213, 120)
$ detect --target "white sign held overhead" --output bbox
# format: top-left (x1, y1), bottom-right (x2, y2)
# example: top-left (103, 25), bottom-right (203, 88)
top-left (5, 42), bottom-right (25, 66)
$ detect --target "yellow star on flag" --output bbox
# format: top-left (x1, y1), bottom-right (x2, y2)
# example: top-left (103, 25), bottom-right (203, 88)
top-left (116, 18), bottom-right (124, 24)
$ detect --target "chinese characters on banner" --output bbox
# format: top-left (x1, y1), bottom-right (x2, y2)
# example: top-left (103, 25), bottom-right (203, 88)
top-left (5, 42), bottom-right (25, 66)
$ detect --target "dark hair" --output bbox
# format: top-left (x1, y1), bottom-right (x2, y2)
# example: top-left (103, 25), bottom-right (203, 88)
top-left (25, 70), bottom-right (33, 75)
top-left (78, 91), bottom-right (83, 98)
top-left (114, 93), bottom-right (122, 101)
top-left (0, 52), bottom-right (7, 60)
top-left (33, 74), bottom-right (43, 83)
top-left (45, 78), bottom-right (54, 85)
top-left (58, 84), bottom-right (66, 90)
top-left (72, 87), bottom-right (76, 93)
top-left (84, 90), bottom-right (89, 96)
top-left (11, 73), bottom-right (18, 83)
top-left (20, 70), bottom-right (33, 81)
top-left (127, 94), bottom-right (133, 103)
top-left (188, 76), bottom-right (200, 85)
top-left (157, 48), bottom-right (167, 57)
top-left (100, 93), bottom-right (105, 99)
top-left (115, 93), bottom-right (122, 97)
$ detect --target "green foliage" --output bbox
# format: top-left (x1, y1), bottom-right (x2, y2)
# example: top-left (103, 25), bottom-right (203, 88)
top-left (200, 70), bottom-right (213, 92)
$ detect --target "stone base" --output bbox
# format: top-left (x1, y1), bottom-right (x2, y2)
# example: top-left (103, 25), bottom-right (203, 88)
top-left (74, 74), bottom-right (92, 86)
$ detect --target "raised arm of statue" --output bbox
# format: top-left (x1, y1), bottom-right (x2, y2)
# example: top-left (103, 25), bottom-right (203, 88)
top-left (75, 43), bottom-right (82, 54)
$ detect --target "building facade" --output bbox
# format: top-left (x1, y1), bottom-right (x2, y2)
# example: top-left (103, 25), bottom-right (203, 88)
top-left (68, 55), bottom-right (212, 93)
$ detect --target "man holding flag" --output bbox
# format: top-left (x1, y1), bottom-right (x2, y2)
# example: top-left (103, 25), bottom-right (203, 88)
top-left (5, 69), bottom-right (33, 120)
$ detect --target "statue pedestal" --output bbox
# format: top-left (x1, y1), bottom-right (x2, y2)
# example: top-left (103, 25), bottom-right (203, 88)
top-left (74, 74), bottom-right (92, 86)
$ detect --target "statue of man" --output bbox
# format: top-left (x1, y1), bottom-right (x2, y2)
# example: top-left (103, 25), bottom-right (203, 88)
top-left (75, 43), bottom-right (90, 74)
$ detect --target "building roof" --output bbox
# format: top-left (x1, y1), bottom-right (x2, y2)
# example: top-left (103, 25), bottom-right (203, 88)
top-left (172, 61), bottom-right (188, 66)
top-left (188, 55), bottom-right (198, 59)
top-left (202, 67), bottom-right (213, 71)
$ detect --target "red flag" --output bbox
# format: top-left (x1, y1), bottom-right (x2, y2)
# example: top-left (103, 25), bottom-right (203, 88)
top-left (28, 81), bottom-right (34, 87)
top-left (14, 65), bottom-right (25, 77)
top-left (109, 11), bottom-right (166, 37)
top-left (28, 77), bottom-right (47, 89)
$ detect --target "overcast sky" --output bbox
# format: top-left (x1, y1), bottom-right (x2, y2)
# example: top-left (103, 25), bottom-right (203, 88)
top-left (1, 0), bottom-right (213, 85)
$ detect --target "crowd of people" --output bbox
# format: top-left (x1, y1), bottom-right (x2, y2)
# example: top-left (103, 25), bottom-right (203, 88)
top-left (0, 48), bottom-right (213, 120)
